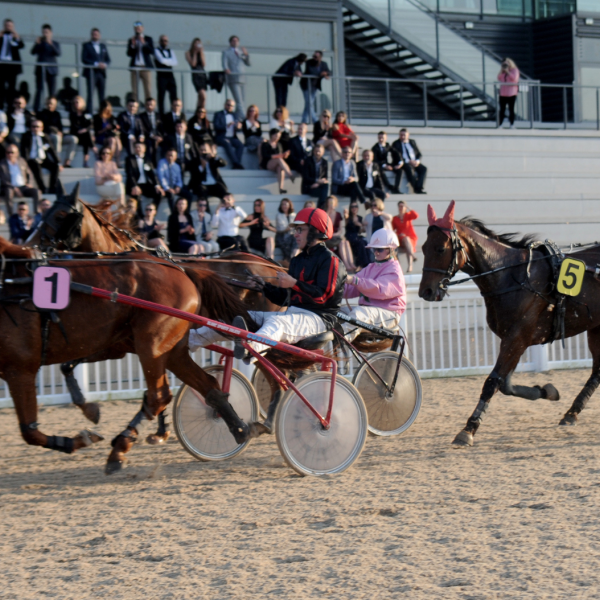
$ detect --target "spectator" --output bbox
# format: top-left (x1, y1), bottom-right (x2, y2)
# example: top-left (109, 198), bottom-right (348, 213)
top-left (332, 146), bottom-right (366, 205)
top-left (0, 121), bottom-right (8, 160)
top-left (138, 203), bottom-right (167, 249)
top-left (94, 100), bottom-right (121, 164)
top-left (260, 128), bottom-right (292, 194)
top-left (125, 141), bottom-right (163, 217)
top-left (167, 197), bottom-right (198, 253)
top-left (498, 58), bottom-right (520, 129)
top-left (154, 35), bottom-right (178, 116)
top-left (63, 95), bottom-right (95, 168)
top-left (32, 196), bottom-right (52, 229)
top-left (275, 197), bottom-right (297, 263)
top-left (391, 200), bottom-right (419, 272)
top-left (288, 122), bottom-right (313, 173)
top-left (0, 144), bottom-right (40, 214)
top-left (127, 21), bottom-right (154, 102)
top-left (117, 98), bottom-right (144, 157)
top-left (8, 201), bottom-right (33, 243)
top-left (164, 119), bottom-right (196, 174)
top-left (272, 53), bottom-right (306, 108)
top-left (300, 50), bottom-right (331, 124)
top-left (189, 141), bottom-right (230, 202)
top-left (95, 146), bottom-right (124, 204)
top-left (301, 143), bottom-right (329, 208)
top-left (324, 195), bottom-right (355, 273)
top-left (242, 104), bottom-right (262, 153)
top-left (81, 28), bottom-right (110, 114)
top-left (37, 96), bottom-right (63, 154)
top-left (157, 147), bottom-right (184, 210)
top-left (364, 198), bottom-right (392, 241)
top-left (7, 95), bottom-right (34, 145)
top-left (0, 19), bottom-right (24, 111)
top-left (222, 35), bottom-right (250, 121)
top-left (240, 198), bottom-right (276, 259)
top-left (269, 106), bottom-right (294, 150)
top-left (391, 128), bottom-right (427, 194)
top-left (185, 38), bottom-right (207, 110)
top-left (162, 97), bottom-right (185, 137)
top-left (303, 200), bottom-right (315, 209)
top-left (139, 97), bottom-right (163, 166)
top-left (21, 119), bottom-right (61, 194)
top-left (192, 199), bottom-right (219, 254)
top-left (371, 131), bottom-right (401, 193)
top-left (344, 201), bottom-right (370, 269)
top-left (212, 195), bottom-right (248, 252)
top-left (56, 77), bottom-right (78, 111)
top-left (313, 109), bottom-right (341, 162)
top-left (331, 111), bottom-right (358, 159)
top-left (188, 106), bottom-right (213, 146)
top-left (31, 24), bottom-right (61, 113)
top-left (357, 149), bottom-right (388, 204)
top-left (213, 99), bottom-right (244, 170)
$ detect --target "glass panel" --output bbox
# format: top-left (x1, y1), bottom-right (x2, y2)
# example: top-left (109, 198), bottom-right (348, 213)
top-left (482, 0), bottom-right (498, 14)
top-left (579, 67), bottom-right (600, 122)
top-left (438, 0), bottom-right (482, 13)
top-left (350, 0), bottom-right (391, 28)
top-left (578, 0), bottom-right (600, 12)
top-left (535, 0), bottom-right (575, 17)
top-left (438, 25), bottom-right (483, 81)
top-left (497, 0), bottom-right (523, 16)
top-left (390, 0), bottom-right (438, 59)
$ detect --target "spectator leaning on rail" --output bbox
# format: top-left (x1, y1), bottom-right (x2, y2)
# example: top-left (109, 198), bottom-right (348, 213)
top-left (272, 53), bottom-right (306, 108)
top-left (498, 58), bottom-right (520, 129)
top-left (0, 19), bottom-right (24, 111)
top-left (300, 51), bottom-right (331, 124)
top-left (391, 128), bottom-right (427, 194)
top-left (341, 228), bottom-right (405, 342)
top-left (81, 28), bottom-right (111, 114)
top-left (127, 21), bottom-right (154, 103)
top-left (222, 35), bottom-right (250, 121)
top-left (31, 24), bottom-right (61, 113)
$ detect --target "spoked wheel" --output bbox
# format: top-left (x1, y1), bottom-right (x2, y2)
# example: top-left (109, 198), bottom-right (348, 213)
top-left (173, 365), bottom-right (260, 461)
top-left (352, 351), bottom-right (422, 437)
top-left (251, 366), bottom-right (271, 419)
top-left (275, 373), bottom-right (368, 476)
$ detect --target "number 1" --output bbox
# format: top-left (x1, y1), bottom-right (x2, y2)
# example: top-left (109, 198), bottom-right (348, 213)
top-left (45, 272), bottom-right (58, 304)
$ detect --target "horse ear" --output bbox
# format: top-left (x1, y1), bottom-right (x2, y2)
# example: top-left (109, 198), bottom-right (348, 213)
top-left (68, 182), bottom-right (81, 206)
top-left (55, 179), bottom-right (66, 200)
top-left (427, 204), bottom-right (437, 226)
top-left (443, 200), bottom-right (456, 228)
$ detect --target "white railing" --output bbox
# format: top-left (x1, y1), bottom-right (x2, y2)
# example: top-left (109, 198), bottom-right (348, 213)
top-left (0, 276), bottom-right (591, 409)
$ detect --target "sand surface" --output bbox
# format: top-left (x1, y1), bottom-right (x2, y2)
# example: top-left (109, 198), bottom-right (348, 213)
top-left (1, 369), bottom-right (600, 599)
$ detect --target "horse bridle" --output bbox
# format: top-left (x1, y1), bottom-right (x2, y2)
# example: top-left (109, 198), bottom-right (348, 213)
top-left (35, 195), bottom-right (84, 251)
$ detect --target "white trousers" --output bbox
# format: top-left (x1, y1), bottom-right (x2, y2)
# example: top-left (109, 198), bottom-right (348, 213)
top-left (339, 305), bottom-right (401, 342)
top-left (188, 306), bottom-right (328, 355)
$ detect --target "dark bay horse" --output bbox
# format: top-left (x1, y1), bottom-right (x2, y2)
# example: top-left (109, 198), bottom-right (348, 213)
top-left (419, 201), bottom-right (600, 446)
top-left (0, 236), bottom-right (258, 472)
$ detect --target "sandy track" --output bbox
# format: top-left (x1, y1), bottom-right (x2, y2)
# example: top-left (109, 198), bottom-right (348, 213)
top-left (1, 369), bottom-right (600, 599)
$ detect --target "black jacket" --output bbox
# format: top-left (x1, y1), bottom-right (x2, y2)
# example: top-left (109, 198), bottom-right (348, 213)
top-left (81, 41), bottom-right (111, 79)
top-left (126, 35), bottom-right (154, 69)
top-left (126, 154), bottom-right (158, 194)
top-left (288, 135), bottom-right (314, 169)
top-left (139, 111), bottom-right (164, 138)
top-left (162, 112), bottom-right (186, 137)
top-left (301, 156), bottom-right (328, 194)
top-left (37, 108), bottom-right (63, 134)
top-left (20, 132), bottom-right (60, 164)
top-left (357, 160), bottom-right (386, 191)
top-left (263, 242), bottom-right (346, 326)
top-left (300, 58), bottom-right (330, 92)
top-left (31, 40), bottom-right (61, 75)
top-left (273, 57), bottom-right (301, 86)
top-left (117, 111), bottom-right (144, 143)
top-left (0, 32), bottom-right (24, 74)
top-left (190, 156), bottom-right (227, 189)
top-left (163, 133), bottom-right (197, 169)
top-left (391, 138), bottom-right (422, 162)
top-left (371, 142), bottom-right (400, 168)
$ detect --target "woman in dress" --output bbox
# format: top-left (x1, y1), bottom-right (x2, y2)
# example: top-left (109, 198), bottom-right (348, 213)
top-left (331, 110), bottom-right (359, 160)
top-left (93, 100), bottom-right (121, 164)
top-left (391, 200), bottom-right (419, 273)
top-left (259, 128), bottom-right (293, 194)
top-left (344, 201), bottom-right (370, 269)
top-left (324, 195), bottom-right (355, 273)
top-left (242, 104), bottom-right (262, 153)
top-left (275, 197), bottom-right (297, 263)
top-left (137, 204), bottom-right (167, 249)
top-left (94, 146), bottom-right (124, 204)
top-left (269, 105), bottom-right (294, 150)
top-left (63, 95), bottom-right (95, 168)
top-left (240, 198), bottom-right (276, 259)
top-left (187, 106), bottom-right (213, 145)
top-left (312, 109), bottom-right (341, 162)
top-left (167, 197), bottom-right (200, 254)
top-left (185, 37), bottom-right (207, 110)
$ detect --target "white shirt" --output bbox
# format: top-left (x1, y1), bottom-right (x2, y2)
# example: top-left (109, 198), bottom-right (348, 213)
top-left (30, 135), bottom-right (46, 161)
top-left (225, 113), bottom-right (235, 138)
top-left (275, 212), bottom-right (295, 232)
top-left (155, 47), bottom-right (178, 67)
top-left (213, 206), bottom-right (247, 237)
top-left (342, 160), bottom-right (352, 181)
top-left (401, 142), bottom-right (416, 162)
top-left (244, 119), bottom-right (259, 133)
top-left (136, 156), bottom-right (147, 184)
top-left (8, 161), bottom-right (24, 187)
top-left (365, 163), bottom-right (374, 189)
top-left (12, 111), bottom-right (25, 134)
top-left (92, 42), bottom-right (101, 60)
top-left (0, 34), bottom-right (13, 62)
top-left (134, 39), bottom-right (145, 67)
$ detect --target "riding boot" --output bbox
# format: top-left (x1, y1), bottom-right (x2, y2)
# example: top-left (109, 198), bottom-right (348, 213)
top-left (232, 315), bottom-right (247, 359)
top-left (262, 390), bottom-right (283, 434)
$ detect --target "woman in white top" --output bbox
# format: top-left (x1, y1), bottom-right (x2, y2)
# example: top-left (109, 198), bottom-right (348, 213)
top-left (274, 197), bottom-right (297, 262)
top-left (192, 198), bottom-right (219, 254)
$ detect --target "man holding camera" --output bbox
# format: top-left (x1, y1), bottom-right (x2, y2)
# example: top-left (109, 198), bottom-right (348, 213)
top-left (127, 21), bottom-right (154, 102)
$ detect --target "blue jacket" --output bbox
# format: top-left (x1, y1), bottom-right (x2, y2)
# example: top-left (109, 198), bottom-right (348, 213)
top-left (213, 110), bottom-right (240, 139)
top-left (332, 158), bottom-right (358, 189)
top-left (157, 158), bottom-right (183, 190)
top-left (81, 41), bottom-right (111, 79)
top-left (31, 40), bottom-right (61, 76)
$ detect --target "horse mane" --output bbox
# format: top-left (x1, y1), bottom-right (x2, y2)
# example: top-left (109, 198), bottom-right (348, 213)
top-left (0, 237), bottom-right (34, 258)
top-left (83, 200), bottom-right (141, 246)
top-left (459, 217), bottom-right (538, 249)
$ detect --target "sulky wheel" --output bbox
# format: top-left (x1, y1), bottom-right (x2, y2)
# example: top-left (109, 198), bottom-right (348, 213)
top-left (275, 373), bottom-right (368, 476)
top-left (173, 365), bottom-right (260, 461)
top-left (352, 351), bottom-right (422, 437)
top-left (251, 366), bottom-right (272, 419)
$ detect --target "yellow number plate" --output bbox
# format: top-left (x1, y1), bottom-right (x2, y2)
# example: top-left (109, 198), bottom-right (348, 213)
top-left (557, 258), bottom-right (586, 296)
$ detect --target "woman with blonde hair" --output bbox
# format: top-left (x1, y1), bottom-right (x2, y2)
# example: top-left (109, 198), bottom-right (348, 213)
top-left (497, 57), bottom-right (520, 129)
top-left (313, 109), bottom-right (341, 161)
top-left (185, 38), bottom-right (207, 109)
top-left (242, 104), bottom-right (262, 153)
top-left (94, 146), bottom-right (125, 204)
top-left (364, 197), bottom-right (393, 241)
top-left (331, 110), bottom-right (359, 159)
top-left (269, 105), bottom-right (294, 149)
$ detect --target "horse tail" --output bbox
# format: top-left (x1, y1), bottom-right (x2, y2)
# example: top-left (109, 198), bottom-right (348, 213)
top-left (183, 268), bottom-right (258, 331)
top-left (0, 236), bottom-right (34, 258)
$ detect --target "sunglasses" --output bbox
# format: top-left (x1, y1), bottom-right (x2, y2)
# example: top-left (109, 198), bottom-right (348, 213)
top-left (373, 248), bottom-right (388, 254)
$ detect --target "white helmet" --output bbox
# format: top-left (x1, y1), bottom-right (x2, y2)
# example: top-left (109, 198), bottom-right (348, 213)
top-left (366, 228), bottom-right (400, 249)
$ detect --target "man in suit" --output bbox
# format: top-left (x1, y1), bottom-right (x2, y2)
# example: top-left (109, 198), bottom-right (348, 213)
top-left (371, 131), bottom-right (402, 193)
top-left (117, 99), bottom-right (145, 156)
top-left (154, 35), bottom-right (178, 116)
top-left (37, 96), bottom-right (63, 154)
top-left (300, 51), bottom-right (331, 124)
top-left (126, 141), bottom-right (164, 217)
top-left (0, 144), bottom-right (40, 214)
top-left (272, 53), bottom-right (306, 108)
top-left (391, 128), bottom-right (427, 194)
top-left (126, 21), bottom-right (154, 102)
top-left (222, 36), bottom-right (250, 121)
top-left (161, 97), bottom-right (185, 138)
top-left (332, 146), bottom-right (366, 205)
top-left (213, 99), bottom-right (244, 170)
top-left (301, 144), bottom-right (329, 208)
top-left (7, 95), bottom-right (34, 144)
top-left (139, 97), bottom-right (163, 166)
top-left (357, 149), bottom-right (388, 204)
top-left (81, 28), bottom-right (111, 114)
top-left (157, 147), bottom-right (189, 210)
top-left (189, 141), bottom-right (230, 201)
top-left (9, 201), bottom-right (33, 243)
top-left (0, 19), bottom-right (24, 111)
top-left (163, 120), bottom-right (197, 174)
top-left (20, 119), bottom-right (61, 194)
top-left (31, 24), bottom-right (61, 113)
top-left (288, 122), bottom-right (313, 173)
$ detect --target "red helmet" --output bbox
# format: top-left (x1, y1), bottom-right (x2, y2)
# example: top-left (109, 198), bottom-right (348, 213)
top-left (291, 208), bottom-right (333, 240)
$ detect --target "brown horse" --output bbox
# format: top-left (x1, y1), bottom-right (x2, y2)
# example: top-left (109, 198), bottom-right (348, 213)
top-left (419, 201), bottom-right (600, 447)
top-left (0, 236), bottom-right (258, 472)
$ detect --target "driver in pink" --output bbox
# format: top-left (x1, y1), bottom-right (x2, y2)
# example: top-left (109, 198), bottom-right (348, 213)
top-left (341, 229), bottom-right (406, 341)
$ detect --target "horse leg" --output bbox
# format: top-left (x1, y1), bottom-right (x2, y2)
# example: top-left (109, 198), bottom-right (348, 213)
top-left (60, 359), bottom-right (101, 425)
top-left (146, 400), bottom-right (170, 445)
top-left (7, 370), bottom-right (103, 453)
top-left (560, 326), bottom-right (600, 425)
top-left (499, 370), bottom-right (560, 402)
top-left (253, 360), bottom-right (285, 436)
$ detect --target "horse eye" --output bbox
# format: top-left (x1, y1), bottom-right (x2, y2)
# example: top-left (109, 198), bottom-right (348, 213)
top-left (436, 246), bottom-right (446, 254)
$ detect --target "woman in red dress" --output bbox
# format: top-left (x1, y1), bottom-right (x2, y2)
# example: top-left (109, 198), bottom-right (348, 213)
top-left (391, 200), bottom-right (419, 272)
top-left (331, 111), bottom-right (359, 159)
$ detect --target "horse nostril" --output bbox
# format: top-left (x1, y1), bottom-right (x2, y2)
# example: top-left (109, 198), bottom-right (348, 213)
top-left (420, 288), bottom-right (432, 301)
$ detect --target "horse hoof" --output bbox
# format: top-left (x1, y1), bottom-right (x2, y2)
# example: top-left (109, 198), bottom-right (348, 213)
top-left (80, 402), bottom-right (101, 424)
top-left (543, 384), bottom-right (560, 402)
top-left (559, 413), bottom-right (578, 426)
top-left (105, 459), bottom-right (126, 475)
top-left (452, 430), bottom-right (474, 447)
top-left (146, 432), bottom-right (170, 445)
top-left (75, 428), bottom-right (104, 449)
